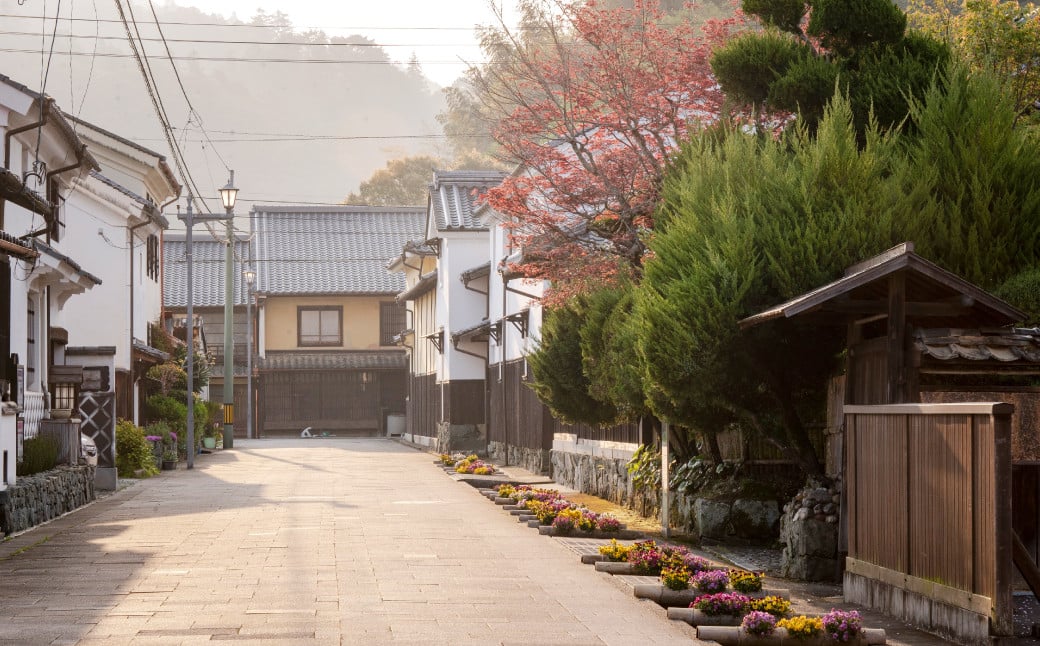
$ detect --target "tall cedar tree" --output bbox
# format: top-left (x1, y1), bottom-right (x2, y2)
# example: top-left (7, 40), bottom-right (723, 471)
top-left (475, 0), bottom-right (747, 299)
top-left (711, 0), bottom-right (949, 134)
top-left (527, 299), bottom-right (620, 426)
top-left (639, 68), bottom-right (1040, 476)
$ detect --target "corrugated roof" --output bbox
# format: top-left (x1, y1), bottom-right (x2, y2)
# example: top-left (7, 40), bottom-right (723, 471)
top-left (163, 237), bottom-right (250, 307)
top-left (253, 205), bottom-right (425, 295)
top-left (257, 350), bottom-right (407, 371)
top-left (429, 170), bottom-right (507, 231)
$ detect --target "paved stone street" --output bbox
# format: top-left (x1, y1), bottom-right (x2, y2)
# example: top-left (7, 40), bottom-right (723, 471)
top-left (0, 439), bottom-right (702, 645)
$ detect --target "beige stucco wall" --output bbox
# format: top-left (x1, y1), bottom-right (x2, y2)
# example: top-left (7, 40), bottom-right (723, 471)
top-left (264, 295), bottom-right (393, 351)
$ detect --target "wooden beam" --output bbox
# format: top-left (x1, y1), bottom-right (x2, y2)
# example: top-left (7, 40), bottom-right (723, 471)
top-left (1013, 531), bottom-right (1040, 605)
top-left (825, 299), bottom-right (972, 318)
top-left (887, 272), bottom-right (907, 403)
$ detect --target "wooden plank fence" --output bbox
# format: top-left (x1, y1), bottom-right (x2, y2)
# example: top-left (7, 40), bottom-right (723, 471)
top-left (844, 402), bottom-right (1013, 642)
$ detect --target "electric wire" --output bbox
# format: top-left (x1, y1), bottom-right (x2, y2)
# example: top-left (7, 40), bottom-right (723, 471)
top-left (145, 0), bottom-right (229, 172)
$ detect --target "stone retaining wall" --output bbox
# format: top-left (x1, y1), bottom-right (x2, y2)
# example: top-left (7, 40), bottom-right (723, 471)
top-left (488, 441), bottom-right (550, 475)
top-left (0, 465), bottom-right (96, 534)
top-left (550, 440), bottom-right (782, 542)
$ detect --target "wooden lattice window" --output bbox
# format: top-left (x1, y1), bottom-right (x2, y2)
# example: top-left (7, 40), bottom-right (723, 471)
top-left (380, 302), bottom-right (405, 346)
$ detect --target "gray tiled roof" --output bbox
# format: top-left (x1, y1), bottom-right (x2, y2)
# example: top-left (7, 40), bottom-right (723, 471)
top-left (163, 237), bottom-right (250, 307)
top-left (916, 328), bottom-right (1040, 363)
top-left (257, 350), bottom-right (408, 371)
top-left (429, 170), bottom-right (507, 232)
top-left (253, 205), bottom-right (425, 295)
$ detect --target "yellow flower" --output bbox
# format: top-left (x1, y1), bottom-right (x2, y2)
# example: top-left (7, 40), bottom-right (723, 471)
top-left (778, 615), bottom-right (823, 638)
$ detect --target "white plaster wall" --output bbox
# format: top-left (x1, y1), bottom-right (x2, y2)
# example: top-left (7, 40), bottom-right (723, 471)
top-left (62, 190), bottom-right (131, 369)
top-left (438, 232), bottom-right (490, 382)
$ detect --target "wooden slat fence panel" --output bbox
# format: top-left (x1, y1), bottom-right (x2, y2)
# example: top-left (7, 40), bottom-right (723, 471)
top-left (852, 413), bottom-right (909, 573)
top-left (974, 414), bottom-right (996, 600)
top-left (845, 403), bottom-right (1013, 636)
top-left (908, 414), bottom-right (973, 591)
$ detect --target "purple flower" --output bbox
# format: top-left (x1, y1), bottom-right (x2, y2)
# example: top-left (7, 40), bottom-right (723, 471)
top-left (822, 609), bottom-right (862, 642)
top-left (692, 592), bottom-right (751, 616)
top-left (742, 610), bottom-right (777, 636)
top-left (145, 435), bottom-right (161, 442)
top-left (693, 568), bottom-right (730, 593)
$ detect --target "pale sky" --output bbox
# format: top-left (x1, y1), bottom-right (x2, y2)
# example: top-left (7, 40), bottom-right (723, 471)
top-left (172, 0), bottom-right (513, 86)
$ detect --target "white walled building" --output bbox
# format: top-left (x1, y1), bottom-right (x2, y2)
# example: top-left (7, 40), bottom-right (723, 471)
top-left (62, 115), bottom-right (179, 424)
top-left (0, 73), bottom-right (102, 488)
top-left (390, 170), bottom-right (506, 451)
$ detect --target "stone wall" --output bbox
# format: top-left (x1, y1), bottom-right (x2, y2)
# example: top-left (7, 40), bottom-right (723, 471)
top-left (0, 465), bottom-right (96, 534)
top-left (488, 441), bottom-right (550, 475)
top-left (436, 423), bottom-right (485, 455)
top-left (551, 444), bottom-right (636, 506)
top-left (779, 481), bottom-right (841, 581)
top-left (550, 441), bottom-right (781, 542)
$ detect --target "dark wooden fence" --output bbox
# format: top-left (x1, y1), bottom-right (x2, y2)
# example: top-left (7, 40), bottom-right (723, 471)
top-left (488, 359), bottom-right (643, 451)
top-left (844, 402), bottom-right (1013, 639)
top-left (408, 373), bottom-right (437, 439)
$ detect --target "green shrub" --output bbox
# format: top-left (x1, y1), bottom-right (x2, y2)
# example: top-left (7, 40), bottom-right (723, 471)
top-left (116, 419), bottom-right (159, 477)
top-left (18, 436), bottom-right (59, 476)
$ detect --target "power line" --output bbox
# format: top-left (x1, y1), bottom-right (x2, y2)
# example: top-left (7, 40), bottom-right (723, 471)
top-left (0, 30), bottom-right (480, 48)
top-left (144, 0), bottom-right (229, 172)
top-left (0, 47), bottom-right (482, 65)
top-left (0, 14), bottom-right (489, 31)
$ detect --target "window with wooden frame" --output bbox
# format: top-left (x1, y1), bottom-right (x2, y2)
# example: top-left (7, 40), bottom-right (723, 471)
top-left (146, 235), bottom-right (160, 281)
top-left (379, 302), bottom-right (405, 346)
top-left (298, 306), bottom-right (342, 347)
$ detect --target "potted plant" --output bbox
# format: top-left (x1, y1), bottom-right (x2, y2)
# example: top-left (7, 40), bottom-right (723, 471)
top-left (161, 448), bottom-right (178, 470)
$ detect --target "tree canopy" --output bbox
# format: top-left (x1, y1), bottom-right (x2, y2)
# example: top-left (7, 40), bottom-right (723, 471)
top-left (711, 0), bottom-right (949, 133)
top-left (636, 66), bottom-right (1040, 474)
top-left (471, 0), bottom-right (746, 299)
top-left (908, 0), bottom-right (1040, 124)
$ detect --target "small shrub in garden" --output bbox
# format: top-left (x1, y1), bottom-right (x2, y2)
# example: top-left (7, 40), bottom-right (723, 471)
top-left (778, 615), bottom-right (823, 639)
top-left (17, 435), bottom-right (59, 476)
top-left (596, 515), bottom-right (622, 533)
top-left (661, 566), bottom-right (691, 590)
top-left (742, 610), bottom-right (777, 636)
top-left (822, 609), bottom-right (862, 642)
top-left (729, 569), bottom-right (763, 593)
top-left (692, 592), bottom-right (751, 616)
top-left (116, 419), bottom-right (159, 478)
top-left (598, 539), bottom-right (632, 562)
top-left (692, 568), bottom-right (730, 593)
top-left (750, 595), bottom-right (791, 618)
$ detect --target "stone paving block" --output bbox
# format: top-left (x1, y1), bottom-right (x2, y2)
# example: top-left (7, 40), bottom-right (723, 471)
top-left (0, 438), bottom-right (951, 646)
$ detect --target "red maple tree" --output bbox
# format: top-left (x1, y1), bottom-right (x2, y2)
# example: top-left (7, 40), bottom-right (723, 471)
top-left (476, 0), bottom-right (748, 298)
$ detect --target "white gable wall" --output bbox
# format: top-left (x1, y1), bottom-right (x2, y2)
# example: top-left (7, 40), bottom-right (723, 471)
top-left (437, 231), bottom-right (489, 382)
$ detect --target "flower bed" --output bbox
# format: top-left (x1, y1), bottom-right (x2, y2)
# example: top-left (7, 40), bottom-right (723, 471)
top-left (441, 453), bottom-right (498, 475)
top-left (491, 484), bottom-right (626, 537)
top-left (693, 608), bottom-right (886, 645)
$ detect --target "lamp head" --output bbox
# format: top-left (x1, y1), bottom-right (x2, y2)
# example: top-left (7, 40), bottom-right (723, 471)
top-left (219, 170), bottom-right (238, 211)
top-left (244, 269), bottom-right (256, 286)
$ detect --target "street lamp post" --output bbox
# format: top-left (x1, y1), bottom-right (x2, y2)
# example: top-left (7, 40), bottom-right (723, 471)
top-left (244, 268), bottom-right (255, 440)
top-left (220, 172), bottom-right (238, 450)
top-left (179, 172), bottom-right (237, 469)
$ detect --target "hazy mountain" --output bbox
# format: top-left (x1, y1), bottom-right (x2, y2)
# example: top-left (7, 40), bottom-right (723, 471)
top-left (0, 2), bottom-right (448, 215)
